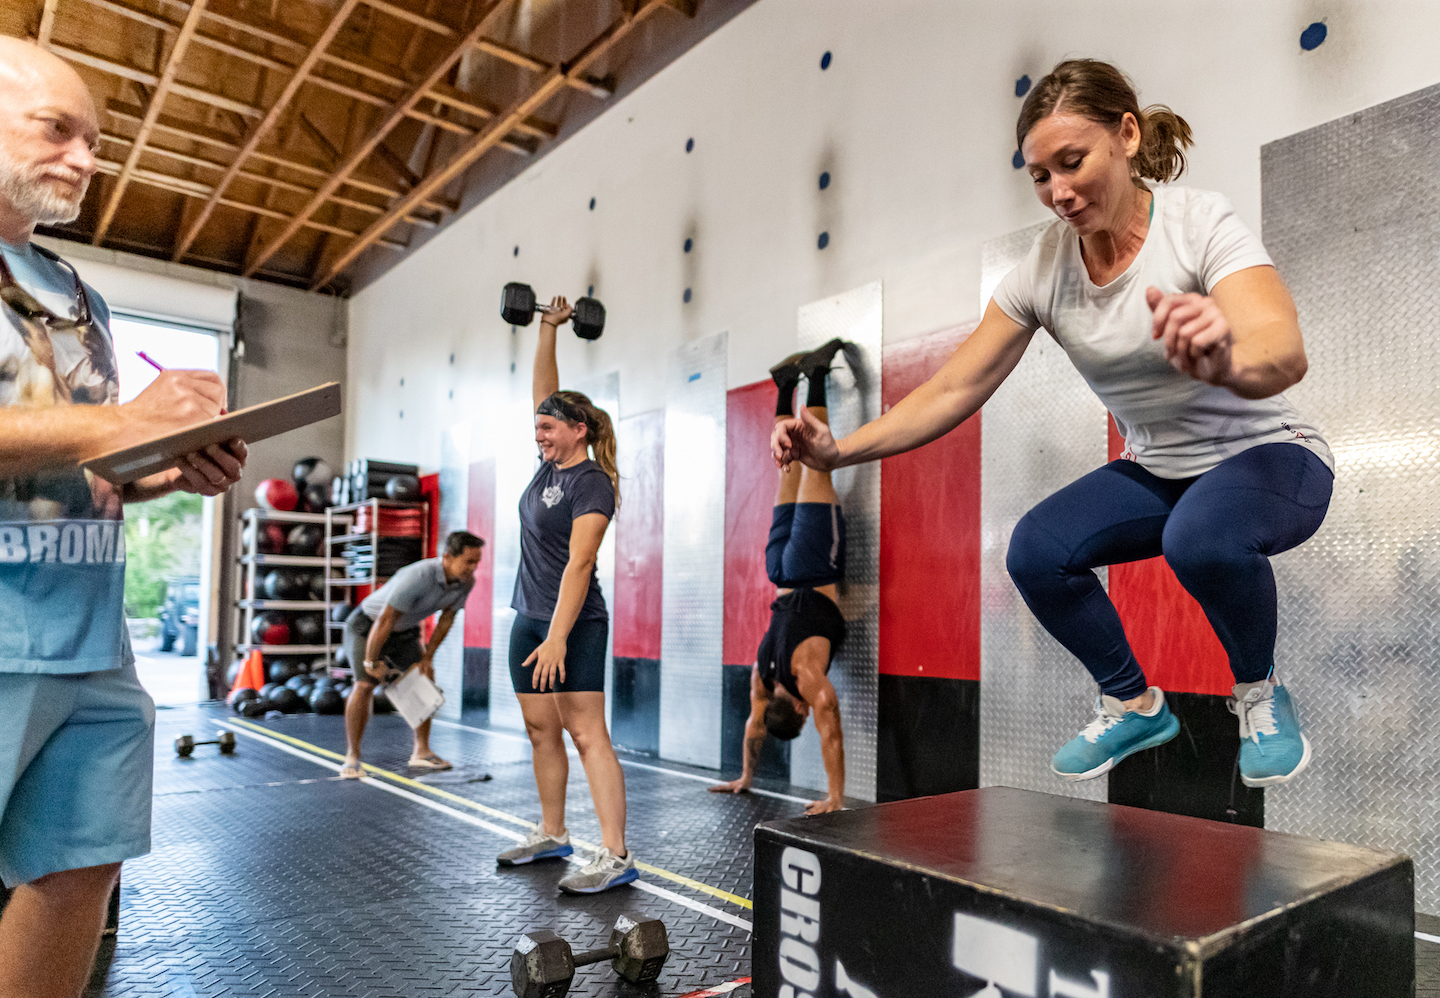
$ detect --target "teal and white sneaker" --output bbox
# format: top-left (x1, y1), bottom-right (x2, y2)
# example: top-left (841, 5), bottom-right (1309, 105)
top-left (1052, 686), bottom-right (1180, 781)
top-left (1230, 677), bottom-right (1311, 787)
top-left (496, 826), bottom-right (573, 866)
top-left (558, 847), bottom-right (639, 895)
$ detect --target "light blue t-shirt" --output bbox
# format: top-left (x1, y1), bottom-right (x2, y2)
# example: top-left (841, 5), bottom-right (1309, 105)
top-left (0, 239), bottom-right (131, 674)
top-left (360, 557), bottom-right (473, 632)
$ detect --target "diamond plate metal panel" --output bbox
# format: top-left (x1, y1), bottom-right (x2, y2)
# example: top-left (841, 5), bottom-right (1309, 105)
top-left (660, 332), bottom-right (728, 767)
top-left (1262, 82), bottom-right (1440, 912)
top-left (979, 224), bottom-right (1112, 802)
top-left (791, 282), bottom-right (882, 802)
top-left (435, 421), bottom-right (469, 721)
top-left (571, 370), bottom-right (621, 730)
top-left (490, 398), bottom-right (539, 733)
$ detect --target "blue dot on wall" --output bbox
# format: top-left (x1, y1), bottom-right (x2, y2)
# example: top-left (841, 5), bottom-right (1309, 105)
top-left (818, 171), bottom-right (830, 190)
top-left (685, 137), bottom-right (694, 153)
top-left (683, 288), bottom-right (692, 304)
top-left (820, 51), bottom-right (832, 70)
top-left (817, 231), bottom-right (830, 250)
top-left (1015, 74), bottom-right (1031, 97)
top-left (587, 285), bottom-right (594, 297)
top-left (1012, 149), bottom-right (1025, 170)
top-left (1300, 21), bottom-right (1327, 51)
top-left (513, 245), bottom-right (519, 256)
top-left (589, 197), bottom-right (596, 210)
top-left (683, 237), bottom-right (693, 253)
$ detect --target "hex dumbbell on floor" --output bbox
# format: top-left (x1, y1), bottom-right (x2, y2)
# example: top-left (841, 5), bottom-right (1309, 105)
top-left (174, 731), bottom-right (237, 757)
top-left (500, 282), bottom-right (606, 340)
top-left (511, 912), bottom-right (669, 998)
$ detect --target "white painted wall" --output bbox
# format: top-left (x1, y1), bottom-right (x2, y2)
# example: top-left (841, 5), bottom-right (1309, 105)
top-left (347, 0), bottom-right (1440, 469)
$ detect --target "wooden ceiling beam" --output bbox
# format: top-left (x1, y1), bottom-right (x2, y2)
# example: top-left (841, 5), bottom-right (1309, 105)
top-left (47, 43), bottom-right (264, 118)
top-left (362, 0), bottom-right (455, 38)
top-left (91, 0), bottom-right (210, 246)
top-left (170, 0), bottom-right (366, 262)
top-left (37, 0), bottom-right (61, 46)
top-left (471, 34), bottom-right (613, 98)
top-left (241, 0), bottom-right (514, 279)
top-left (310, 0), bottom-right (672, 291)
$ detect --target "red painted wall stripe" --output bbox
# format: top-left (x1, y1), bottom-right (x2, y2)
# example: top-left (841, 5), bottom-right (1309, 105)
top-left (613, 410), bottom-right (665, 661)
top-left (463, 458), bottom-right (496, 649)
top-left (879, 325), bottom-right (982, 680)
top-left (420, 472), bottom-right (440, 644)
top-left (723, 381), bottom-right (779, 668)
top-left (1106, 418), bottom-right (1232, 696)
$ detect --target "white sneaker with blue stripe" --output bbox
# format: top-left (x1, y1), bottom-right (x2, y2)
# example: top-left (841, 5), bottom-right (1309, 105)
top-left (558, 846), bottom-right (638, 894)
top-left (1231, 677), bottom-right (1311, 787)
top-left (496, 826), bottom-right (573, 866)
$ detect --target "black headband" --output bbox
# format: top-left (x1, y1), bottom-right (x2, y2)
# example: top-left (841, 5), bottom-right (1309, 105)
top-left (536, 393), bottom-right (586, 424)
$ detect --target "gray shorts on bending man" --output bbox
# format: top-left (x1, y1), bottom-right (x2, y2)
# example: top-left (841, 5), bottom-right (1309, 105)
top-left (343, 610), bottom-right (424, 685)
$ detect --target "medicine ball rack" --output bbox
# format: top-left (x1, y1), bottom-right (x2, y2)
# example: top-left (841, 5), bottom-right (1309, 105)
top-left (234, 507), bottom-right (348, 661)
top-left (322, 497), bottom-right (430, 671)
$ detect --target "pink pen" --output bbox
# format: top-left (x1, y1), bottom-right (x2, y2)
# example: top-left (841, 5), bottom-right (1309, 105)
top-left (137, 351), bottom-right (165, 372)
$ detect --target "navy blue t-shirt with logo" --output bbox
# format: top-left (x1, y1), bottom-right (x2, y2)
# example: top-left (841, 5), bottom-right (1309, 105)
top-left (511, 458), bottom-right (614, 622)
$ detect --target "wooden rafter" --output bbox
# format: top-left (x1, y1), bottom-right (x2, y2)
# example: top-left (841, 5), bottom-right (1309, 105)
top-left (46, 43), bottom-right (263, 118)
top-left (169, 0), bottom-right (365, 263)
top-left (240, 0), bottom-right (514, 279)
top-left (310, 0), bottom-right (673, 291)
top-left (90, 0), bottom-right (208, 245)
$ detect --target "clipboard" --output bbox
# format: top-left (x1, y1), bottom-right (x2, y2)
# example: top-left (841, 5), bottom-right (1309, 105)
top-left (82, 382), bottom-right (342, 485)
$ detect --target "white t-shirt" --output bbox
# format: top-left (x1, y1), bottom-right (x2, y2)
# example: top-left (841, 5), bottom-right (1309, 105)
top-left (992, 184), bottom-right (1332, 479)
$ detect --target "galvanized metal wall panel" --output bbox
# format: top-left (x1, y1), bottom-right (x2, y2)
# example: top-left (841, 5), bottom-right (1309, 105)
top-left (489, 398), bottom-right (539, 733)
top-left (792, 281), bottom-right (883, 802)
top-left (571, 370), bottom-right (620, 729)
top-left (1262, 82), bottom-right (1440, 912)
top-left (435, 422), bottom-right (470, 720)
top-left (659, 332), bottom-right (728, 767)
top-left (978, 224), bottom-right (1112, 802)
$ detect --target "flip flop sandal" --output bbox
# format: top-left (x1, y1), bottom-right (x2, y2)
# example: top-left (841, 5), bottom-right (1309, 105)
top-left (408, 756), bottom-right (452, 771)
top-left (339, 763), bottom-right (365, 779)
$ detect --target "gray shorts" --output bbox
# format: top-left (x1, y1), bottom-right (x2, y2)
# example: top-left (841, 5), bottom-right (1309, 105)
top-left (343, 611), bottom-right (424, 685)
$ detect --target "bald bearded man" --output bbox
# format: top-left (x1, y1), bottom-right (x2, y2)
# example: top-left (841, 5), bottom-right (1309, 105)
top-left (0, 38), bottom-right (247, 998)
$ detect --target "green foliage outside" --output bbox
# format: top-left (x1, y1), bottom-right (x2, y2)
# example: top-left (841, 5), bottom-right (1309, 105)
top-left (124, 491), bottom-right (204, 619)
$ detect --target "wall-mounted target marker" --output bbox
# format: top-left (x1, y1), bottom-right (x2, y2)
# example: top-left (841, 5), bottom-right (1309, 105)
top-left (513, 245), bottom-right (519, 256)
top-left (588, 285), bottom-right (594, 297)
top-left (1015, 74), bottom-right (1031, 97)
top-left (683, 237), bottom-right (693, 253)
top-left (819, 171), bottom-right (830, 190)
top-left (685, 137), bottom-right (694, 152)
top-left (589, 197), bottom-right (596, 210)
top-left (817, 232), bottom-right (830, 250)
top-left (683, 288), bottom-right (692, 303)
top-left (820, 51), bottom-right (832, 70)
top-left (1012, 150), bottom-right (1025, 169)
top-left (1300, 21), bottom-right (1327, 50)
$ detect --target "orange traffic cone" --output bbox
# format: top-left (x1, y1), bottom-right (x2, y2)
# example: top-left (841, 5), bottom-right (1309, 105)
top-left (232, 649), bottom-right (265, 694)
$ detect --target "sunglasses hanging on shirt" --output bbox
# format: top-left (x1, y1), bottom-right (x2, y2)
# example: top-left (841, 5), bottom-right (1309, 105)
top-left (0, 251), bottom-right (93, 331)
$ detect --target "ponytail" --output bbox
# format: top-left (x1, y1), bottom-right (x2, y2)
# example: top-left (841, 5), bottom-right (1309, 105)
top-left (555, 390), bottom-right (620, 508)
top-left (1017, 59), bottom-right (1193, 185)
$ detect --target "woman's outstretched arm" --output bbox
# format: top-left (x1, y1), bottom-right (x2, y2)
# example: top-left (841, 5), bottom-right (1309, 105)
top-left (532, 296), bottom-right (572, 411)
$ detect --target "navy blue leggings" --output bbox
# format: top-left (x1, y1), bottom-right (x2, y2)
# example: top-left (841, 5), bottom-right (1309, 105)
top-left (1006, 443), bottom-right (1333, 700)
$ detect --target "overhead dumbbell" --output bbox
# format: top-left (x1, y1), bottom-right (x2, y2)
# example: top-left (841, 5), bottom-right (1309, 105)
top-left (511, 912), bottom-right (669, 998)
top-left (501, 282), bottom-right (606, 340)
top-left (174, 731), bottom-right (237, 757)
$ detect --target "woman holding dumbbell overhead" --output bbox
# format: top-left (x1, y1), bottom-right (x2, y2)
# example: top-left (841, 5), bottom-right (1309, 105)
top-left (775, 59), bottom-right (1334, 790)
top-left (497, 296), bottom-right (635, 894)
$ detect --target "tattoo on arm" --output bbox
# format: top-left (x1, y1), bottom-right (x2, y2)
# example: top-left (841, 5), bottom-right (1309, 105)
top-left (743, 730), bottom-right (765, 775)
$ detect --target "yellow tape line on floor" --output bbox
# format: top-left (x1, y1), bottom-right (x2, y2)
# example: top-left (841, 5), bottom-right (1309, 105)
top-left (227, 717), bottom-right (754, 912)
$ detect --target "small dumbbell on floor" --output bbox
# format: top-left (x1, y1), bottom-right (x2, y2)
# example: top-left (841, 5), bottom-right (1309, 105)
top-left (511, 912), bottom-right (668, 998)
top-left (174, 731), bottom-right (236, 757)
top-left (500, 282), bottom-right (606, 340)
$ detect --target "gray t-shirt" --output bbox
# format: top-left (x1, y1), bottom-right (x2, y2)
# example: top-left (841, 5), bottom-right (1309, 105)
top-left (511, 458), bottom-right (614, 622)
top-left (360, 557), bottom-right (472, 632)
top-left (992, 184), bottom-right (1332, 480)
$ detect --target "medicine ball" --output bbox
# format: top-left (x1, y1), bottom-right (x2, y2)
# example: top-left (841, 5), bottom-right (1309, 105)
top-left (302, 483), bottom-right (330, 514)
top-left (225, 660), bottom-right (243, 686)
top-left (262, 569), bottom-right (307, 601)
top-left (286, 524), bottom-right (324, 557)
top-left (372, 689), bottom-right (395, 714)
top-left (308, 572), bottom-right (327, 601)
top-left (309, 657), bottom-right (329, 675)
top-left (243, 520), bottom-right (287, 554)
top-left (384, 474), bottom-right (421, 501)
top-left (266, 659), bottom-right (300, 684)
top-left (292, 614), bottom-right (324, 645)
top-left (293, 457), bottom-right (333, 486)
top-left (258, 682), bottom-right (283, 701)
top-left (239, 699), bottom-right (270, 718)
top-left (255, 478), bottom-right (299, 512)
top-left (309, 687), bottom-right (343, 715)
top-left (228, 687), bottom-right (258, 709)
top-left (252, 612), bottom-right (290, 647)
top-left (269, 687), bottom-right (306, 714)
top-left (284, 675), bottom-right (309, 692)
top-left (329, 602), bottom-right (354, 623)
